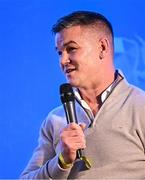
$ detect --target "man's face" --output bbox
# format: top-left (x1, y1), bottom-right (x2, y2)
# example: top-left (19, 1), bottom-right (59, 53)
top-left (55, 25), bottom-right (102, 88)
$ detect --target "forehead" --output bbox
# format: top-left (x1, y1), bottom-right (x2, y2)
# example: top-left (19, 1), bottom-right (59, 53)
top-left (55, 25), bottom-right (97, 48)
top-left (55, 26), bottom-right (82, 43)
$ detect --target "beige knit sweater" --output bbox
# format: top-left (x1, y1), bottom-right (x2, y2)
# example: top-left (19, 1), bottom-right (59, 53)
top-left (20, 73), bottom-right (145, 179)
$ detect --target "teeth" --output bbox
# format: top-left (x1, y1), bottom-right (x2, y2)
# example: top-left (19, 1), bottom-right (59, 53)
top-left (66, 69), bottom-right (73, 73)
top-left (66, 68), bottom-right (75, 73)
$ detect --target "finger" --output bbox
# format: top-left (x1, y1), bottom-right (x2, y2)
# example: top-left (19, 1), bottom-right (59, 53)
top-left (62, 122), bottom-right (78, 131)
top-left (63, 138), bottom-right (86, 150)
top-left (61, 129), bottom-right (85, 142)
top-left (79, 123), bottom-right (86, 131)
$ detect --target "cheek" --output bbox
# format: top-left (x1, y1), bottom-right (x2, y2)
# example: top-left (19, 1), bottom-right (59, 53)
top-left (70, 52), bottom-right (80, 60)
top-left (83, 49), bottom-right (98, 62)
top-left (71, 50), bottom-right (97, 69)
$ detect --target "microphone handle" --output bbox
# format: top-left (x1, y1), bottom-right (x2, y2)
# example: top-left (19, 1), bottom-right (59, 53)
top-left (76, 149), bottom-right (82, 159)
top-left (63, 101), bottom-right (78, 123)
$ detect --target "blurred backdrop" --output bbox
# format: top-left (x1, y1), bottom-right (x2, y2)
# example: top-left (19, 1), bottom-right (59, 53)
top-left (0, 0), bottom-right (145, 178)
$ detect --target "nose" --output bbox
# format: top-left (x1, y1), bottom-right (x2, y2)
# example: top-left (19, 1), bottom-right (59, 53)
top-left (60, 52), bottom-right (70, 67)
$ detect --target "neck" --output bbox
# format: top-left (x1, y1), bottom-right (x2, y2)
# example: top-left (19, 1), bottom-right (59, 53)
top-left (78, 69), bottom-right (115, 115)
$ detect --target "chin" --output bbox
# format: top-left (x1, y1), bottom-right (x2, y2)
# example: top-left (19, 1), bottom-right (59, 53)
top-left (67, 79), bottom-right (79, 88)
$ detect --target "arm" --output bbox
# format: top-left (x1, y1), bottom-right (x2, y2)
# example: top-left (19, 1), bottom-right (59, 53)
top-left (20, 115), bottom-right (72, 179)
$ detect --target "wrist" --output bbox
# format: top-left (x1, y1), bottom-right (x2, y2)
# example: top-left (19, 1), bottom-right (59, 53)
top-left (58, 153), bottom-right (73, 169)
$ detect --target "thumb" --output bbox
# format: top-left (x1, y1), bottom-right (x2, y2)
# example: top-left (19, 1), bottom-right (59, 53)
top-left (79, 123), bottom-right (86, 131)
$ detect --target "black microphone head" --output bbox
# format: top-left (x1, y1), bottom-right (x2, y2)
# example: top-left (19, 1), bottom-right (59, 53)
top-left (60, 83), bottom-right (75, 103)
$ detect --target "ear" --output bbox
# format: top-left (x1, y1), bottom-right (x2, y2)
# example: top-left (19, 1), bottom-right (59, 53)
top-left (98, 38), bottom-right (109, 59)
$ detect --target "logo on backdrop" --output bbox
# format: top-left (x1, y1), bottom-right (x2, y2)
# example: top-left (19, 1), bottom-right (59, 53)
top-left (115, 35), bottom-right (145, 90)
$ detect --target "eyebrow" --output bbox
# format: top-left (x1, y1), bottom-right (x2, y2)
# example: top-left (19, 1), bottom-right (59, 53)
top-left (55, 40), bottom-right (77, 51)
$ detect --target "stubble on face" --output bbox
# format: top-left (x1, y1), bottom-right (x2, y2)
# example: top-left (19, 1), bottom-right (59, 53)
top-left (55, 26), bottom-right (103, 88)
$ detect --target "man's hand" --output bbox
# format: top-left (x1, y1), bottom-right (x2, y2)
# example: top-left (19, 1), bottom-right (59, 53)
top-left (60, 122), bottom-right (86, 164)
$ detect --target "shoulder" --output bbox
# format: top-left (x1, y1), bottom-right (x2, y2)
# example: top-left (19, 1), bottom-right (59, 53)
top-left (130, 84), bottom-right (145, 105)
top-left (118, 70), bottom-right (145, 104)
top-left (113, 77), bottom-right (145, 113)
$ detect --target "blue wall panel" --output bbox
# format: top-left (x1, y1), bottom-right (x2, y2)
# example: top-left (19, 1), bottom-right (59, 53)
top-left (0, 0), bottom-right (145, 178)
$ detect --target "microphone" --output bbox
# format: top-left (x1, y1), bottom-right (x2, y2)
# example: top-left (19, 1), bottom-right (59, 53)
top-left (60, 83), bottom-right (82, 159)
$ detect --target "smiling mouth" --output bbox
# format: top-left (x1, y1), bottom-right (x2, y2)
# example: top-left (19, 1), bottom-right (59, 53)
top-left (65, 68), bottom-right (76, 74)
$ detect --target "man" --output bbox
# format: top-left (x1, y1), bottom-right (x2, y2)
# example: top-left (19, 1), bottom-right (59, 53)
top-left (20, 11), bottom-right (145, 179)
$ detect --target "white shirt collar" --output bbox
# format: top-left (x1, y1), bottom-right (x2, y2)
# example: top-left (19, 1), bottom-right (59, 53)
top-left (73, 72), bottom-right (121, 111)
top-left (74, 84), bottom-right (113, 111)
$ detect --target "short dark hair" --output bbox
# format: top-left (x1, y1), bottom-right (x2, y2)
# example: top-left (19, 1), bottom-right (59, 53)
top-left (52, 10), bottom-right (114, 38)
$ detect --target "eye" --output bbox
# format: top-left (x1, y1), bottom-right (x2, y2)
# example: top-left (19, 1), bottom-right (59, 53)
top-left (57, 51), bottom-right (62, 56)
top-left (66, 46), bottom-right (77, 53)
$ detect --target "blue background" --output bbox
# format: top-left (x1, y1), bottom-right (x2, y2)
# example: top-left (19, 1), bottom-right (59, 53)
top-left (0, 0), bottom-right (145, 178)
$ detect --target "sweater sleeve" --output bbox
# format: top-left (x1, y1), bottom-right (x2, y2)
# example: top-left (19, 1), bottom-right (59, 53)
top-left (20, 114), bottom-right (72, 179)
